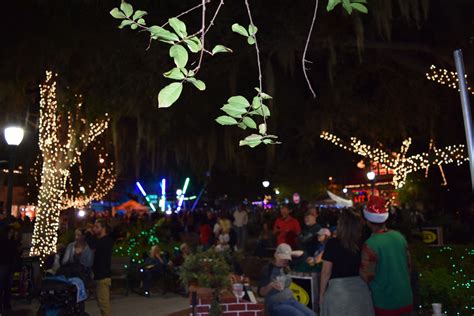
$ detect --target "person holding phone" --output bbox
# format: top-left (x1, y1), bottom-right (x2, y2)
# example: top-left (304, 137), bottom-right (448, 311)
top-left (258, 244), bottom-right (315, 316)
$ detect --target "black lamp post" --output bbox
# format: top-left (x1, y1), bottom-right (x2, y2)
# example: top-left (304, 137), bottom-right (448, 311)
top-left (4, 126), bottom-right (24, 216)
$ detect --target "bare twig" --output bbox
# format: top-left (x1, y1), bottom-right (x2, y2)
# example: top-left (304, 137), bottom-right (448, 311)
top-left (160, 0), bottom-right (211, 28)
top-left (204, 0), bottom-right (225, 35)
top-left (193, 0), bottom-right (207, 73)
top-left (244, 0), bottom-right (266, 129)
top-left (302, 0), bottom-right (319, 98)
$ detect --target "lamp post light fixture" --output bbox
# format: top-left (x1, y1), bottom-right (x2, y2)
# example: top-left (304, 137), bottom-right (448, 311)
top-left (4, 126), bottom-right (24, 215)
top-left (366, 171), bottom-right (376, 195)
top-left (262, 180), bottom-right (270, 188)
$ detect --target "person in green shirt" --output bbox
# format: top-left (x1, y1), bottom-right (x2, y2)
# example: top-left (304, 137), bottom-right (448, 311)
top-left (360, 196), bottom-right (413, 316)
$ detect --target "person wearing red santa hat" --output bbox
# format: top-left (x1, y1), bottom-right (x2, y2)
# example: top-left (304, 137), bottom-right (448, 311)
top-left (360, 196), bottom-right (413, 316)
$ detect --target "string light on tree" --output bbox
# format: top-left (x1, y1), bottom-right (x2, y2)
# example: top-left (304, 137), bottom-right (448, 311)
top-left (31, 71), bottom-right (113, 266)
top-left (426, 64), bottom-right (473, 95)
top-left (425, 139), bottom-right (448, 186)
top-left (320, 131), bottom-right (468, 189)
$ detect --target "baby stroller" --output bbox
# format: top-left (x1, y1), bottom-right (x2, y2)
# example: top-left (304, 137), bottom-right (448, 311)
top-left (37, 277), bottom-right (83, 316)
top-left (37, 263), bottom-right (89, 316)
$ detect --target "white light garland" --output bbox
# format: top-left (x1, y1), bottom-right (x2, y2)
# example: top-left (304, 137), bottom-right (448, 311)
top-left (31, 71), bottom-right (113, 266)
top-left (321, 131), bottom-right (468, 189)
top-left (426, 64), bottom-right (473, 95)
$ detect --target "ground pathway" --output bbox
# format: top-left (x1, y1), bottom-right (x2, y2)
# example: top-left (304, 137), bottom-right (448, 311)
top-left (10, 292), bottom-right (190, 316)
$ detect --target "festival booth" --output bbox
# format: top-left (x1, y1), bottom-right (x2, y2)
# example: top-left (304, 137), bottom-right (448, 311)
top-left (112, 199), bottom-right (150, 216)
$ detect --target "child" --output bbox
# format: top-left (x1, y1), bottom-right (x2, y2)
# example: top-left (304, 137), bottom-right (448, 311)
top-left (307, 228), bottom-right (331, 266)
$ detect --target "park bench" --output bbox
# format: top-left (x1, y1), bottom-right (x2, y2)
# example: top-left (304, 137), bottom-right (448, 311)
top-left (110, 257), bottom-right (131, 296)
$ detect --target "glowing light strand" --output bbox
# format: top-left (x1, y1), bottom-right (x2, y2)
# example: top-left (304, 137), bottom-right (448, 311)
top-left (321, 131), bottom-right (468, 188)
top-left (426, 64), bottom-right (473, 95)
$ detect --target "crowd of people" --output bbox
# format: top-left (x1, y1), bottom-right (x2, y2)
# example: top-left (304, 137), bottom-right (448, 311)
top-left (255, 196), bottom-right (414, 316)
top-left (0, 196), bottom-right (419, 316)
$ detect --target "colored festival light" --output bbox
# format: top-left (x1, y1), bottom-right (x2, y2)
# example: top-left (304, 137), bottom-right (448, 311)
top-left (176, 177), bottom-right (190, 212)
top-left (160, 178), bottom-right (166, 213)
top-left (136, 181), bottom-right (156, 212)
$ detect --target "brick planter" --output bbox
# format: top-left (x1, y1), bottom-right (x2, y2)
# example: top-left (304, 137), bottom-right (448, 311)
top-left (189, 287), bottom-right (264, 316)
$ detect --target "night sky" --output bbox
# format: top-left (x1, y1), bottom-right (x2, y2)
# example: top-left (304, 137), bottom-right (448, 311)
top-left (0, 0), bottom-right (473, 204)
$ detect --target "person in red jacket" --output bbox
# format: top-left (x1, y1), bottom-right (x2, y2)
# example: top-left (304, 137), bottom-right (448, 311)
top-left (273, 204), bottom-right (301, 248)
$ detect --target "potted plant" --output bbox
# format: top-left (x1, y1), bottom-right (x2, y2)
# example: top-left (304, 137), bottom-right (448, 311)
top-left (180, 249), bottom-right (232, 316)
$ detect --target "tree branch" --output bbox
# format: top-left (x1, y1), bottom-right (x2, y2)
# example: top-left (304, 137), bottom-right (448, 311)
top-left (193, 0), bottom-right (207, 73)
top-left (302, 0), bottom-right (319, 98)
top-left (204, 0), bottom-right (224, 35)
top-left (244, 0), bottom-right (266, 128)
top-left (160, 0), bottom-right (211, 29)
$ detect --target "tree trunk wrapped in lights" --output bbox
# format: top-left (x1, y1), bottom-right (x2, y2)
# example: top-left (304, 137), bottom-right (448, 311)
top-left (31, 71), bottom-right (111, 265)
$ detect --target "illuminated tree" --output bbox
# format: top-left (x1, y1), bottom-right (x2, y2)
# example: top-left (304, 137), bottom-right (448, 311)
top-left (31, 71), bottom-right (111, 265)
top-left (320, 131), bottom-right (469, 189)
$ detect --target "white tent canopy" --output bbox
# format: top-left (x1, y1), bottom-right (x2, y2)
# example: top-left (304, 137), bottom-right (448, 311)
top-left (327, 191), bottom-right (353, 208)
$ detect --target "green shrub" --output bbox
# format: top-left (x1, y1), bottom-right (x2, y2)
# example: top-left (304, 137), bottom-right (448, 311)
top-left (411, 244), bottom-right (473, 315)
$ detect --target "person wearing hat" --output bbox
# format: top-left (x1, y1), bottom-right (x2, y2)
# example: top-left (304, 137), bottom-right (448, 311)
top-left (257, 243), bottom-right (315, 316)
top-left (360, 196), bottom-right (413, 316)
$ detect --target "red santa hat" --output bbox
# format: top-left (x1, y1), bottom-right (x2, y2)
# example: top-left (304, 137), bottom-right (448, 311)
top-left (363, 196), bottom-right (389, 223)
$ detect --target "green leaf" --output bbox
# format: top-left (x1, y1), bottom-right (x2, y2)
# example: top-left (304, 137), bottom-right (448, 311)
top-left (243, 117), bottom-right (257, 129)
top-left (248, 24), bottom-right (258, 36)
top-left (163, 68), bottom-right (185, 80)
top-left (342, 0), bottom-right (353, 14)
top-left (120, 2), bottom-right (133, 18)
top-left (118, 20), bottom-right (132, 29)
top-left (215, 116), bottom-right (238, 125)
top-left (169, 44), bottom-right (189, 68)
top-left (220, 104), bottom-right (247, 118)
top-left (133, 10), bottom-right (147, 20)
top-left (259, 123), bottom-right (267, 135)
top-left (353, 0), bottom-right (367, 3)
top-left (158, 82), bottom-right (183, 108)
top-left (247, 36), bottom-right (256, 45)
top-left (184, 37), bottom-right (202, 53)
top-left (131, 24), bottom-right (138, 30)
top-left (149, 26), bottom-right (179, 42)
top-left (227, 96), bottom-right (250, 109)
top-left (169, 17), bottom-right (187, 38)
top-left (211, 45), bottom-right (233, 55)
top-left (252, 96), bottom-right (261, 109)
top-left (187, 69), bottom-right (195, 77)
top-left (110, 8), bottom-right (126, 19)
top-left (254, 87), bottom-right (272, 99)
top-left (262, 135), bottom-right (281, 145)
top-left (326, 0), bottom-right (341, 11)
top-left (237, 122), bottom-right (247, 130)
top-left (137, 18), bottom-right (146, 25)
top-left (351, 2), bottom-right (368, 13)
top-left (187, 78), bottom-right (206, 91)
top-left (239, 134), bottom-right (263, 148)
top-left (231, 23), bottom-right (249, 37)
top-left (250, 104), bottom-right (271, 117)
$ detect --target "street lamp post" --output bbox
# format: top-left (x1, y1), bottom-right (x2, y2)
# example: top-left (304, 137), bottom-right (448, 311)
top-left (366, 171), bottom-right (376, 195)
top-left (4, 126), bottom-right (24, 215)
